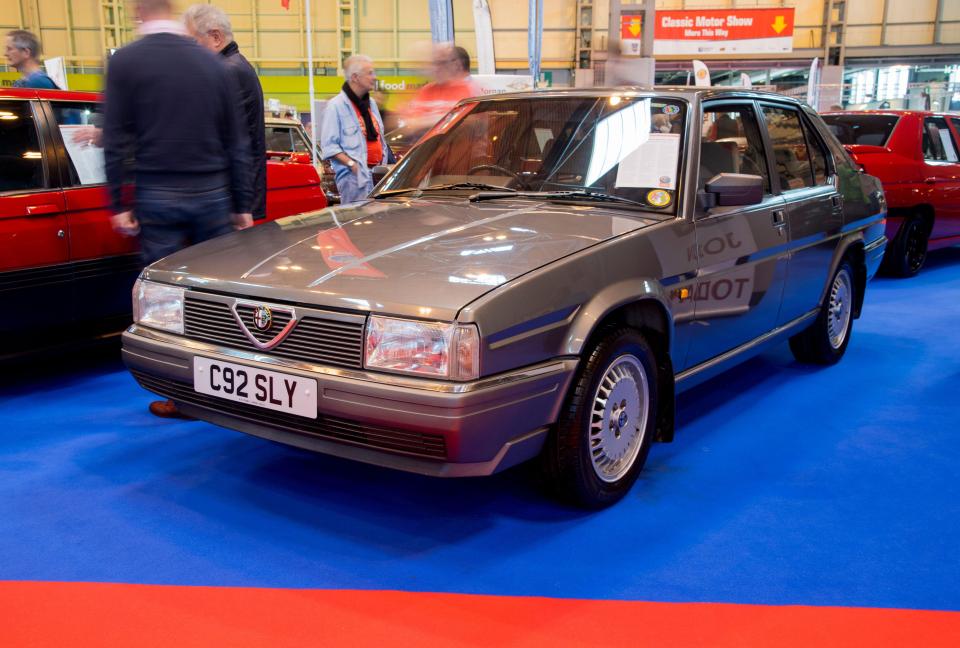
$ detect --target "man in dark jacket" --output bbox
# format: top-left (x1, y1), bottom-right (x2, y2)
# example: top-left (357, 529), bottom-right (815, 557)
top-left (103, 0), bottom-right (253, 418)
top-left (184, 3), bottom-right (267, 220)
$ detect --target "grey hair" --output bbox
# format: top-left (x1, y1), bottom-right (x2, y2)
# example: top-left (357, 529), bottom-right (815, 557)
top-left (182, 4), bottom-right (234, 41)
top-left (6, 30), bottom-right (42, 59)
top-left (343, 54), bottom-right (373, 80)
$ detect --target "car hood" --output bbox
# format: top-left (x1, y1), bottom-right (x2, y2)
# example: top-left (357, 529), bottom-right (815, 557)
top-left (144, 196), bottom-right (660, 320)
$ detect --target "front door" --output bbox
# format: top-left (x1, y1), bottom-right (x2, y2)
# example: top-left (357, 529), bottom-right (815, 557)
top-left (0, 98), bottom-right (70, 351)
top-left (45, 99), bottom-right (141, 329)
top-left (686, 100), bottom-right (789, 367)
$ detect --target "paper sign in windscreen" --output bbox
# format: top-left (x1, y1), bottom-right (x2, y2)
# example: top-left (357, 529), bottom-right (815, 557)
top-left (59, 125), bottom-right (106, 185)
top-left (615, 133), bottom-right (680, 189)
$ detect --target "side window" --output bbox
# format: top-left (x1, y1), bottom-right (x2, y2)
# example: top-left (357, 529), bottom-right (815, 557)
top-left (51, 101), bottom-right (106, 186)
top-left (0, 100), bottom-right (45, 192)
top-left (700, 103), bottom-right (771, 193)
top-left (801, 116), bottom-right (830, 185)
top-left (760, 105), bottom-right (813, 191)
top-left (922, 117), bottom-right (959, 162)
top-left (290, 129), bottom-right (311, 153)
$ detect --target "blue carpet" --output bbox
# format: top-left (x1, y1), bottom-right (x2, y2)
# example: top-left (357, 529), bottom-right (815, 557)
top-left (2, 248), bottom-right (959, 611)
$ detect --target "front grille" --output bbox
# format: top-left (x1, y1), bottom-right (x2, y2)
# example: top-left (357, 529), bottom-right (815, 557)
top-left (183, 296), bottom-right (364, 369)
top-left (131, 371), bottom-right (447, 460)
top-left (236, 303), bottom-right (294, 345)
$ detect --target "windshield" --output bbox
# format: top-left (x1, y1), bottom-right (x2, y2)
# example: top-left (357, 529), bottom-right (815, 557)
top-left (821, 114), bottom-right (899, 147)
top-left (265, 124), bottom-right (313, 153)
top-left (375, 95), bottom-right (687, 212)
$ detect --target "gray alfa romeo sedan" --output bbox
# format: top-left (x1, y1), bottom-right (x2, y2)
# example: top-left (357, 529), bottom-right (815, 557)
top-left (123, 88), bottom-right (887, 507)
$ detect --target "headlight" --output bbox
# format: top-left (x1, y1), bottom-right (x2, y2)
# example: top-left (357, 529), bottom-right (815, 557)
top-left (133, 279), bottom-right (185, 335)
top-left (364, 316), bottom-right (480, 381)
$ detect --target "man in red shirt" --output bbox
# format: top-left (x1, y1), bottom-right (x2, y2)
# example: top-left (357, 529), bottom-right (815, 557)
top-left (400, 44), bottom-right (480, 135)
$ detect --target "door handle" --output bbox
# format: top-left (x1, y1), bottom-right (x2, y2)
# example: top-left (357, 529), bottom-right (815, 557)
top-left (924, 177), bottom-right (937, 185)
top-left (26, 204), bottom-right (59, 215)
top-left (831, 194), bottom-right (843, 209)
top-left (772, 210), bottom-right (787, 237)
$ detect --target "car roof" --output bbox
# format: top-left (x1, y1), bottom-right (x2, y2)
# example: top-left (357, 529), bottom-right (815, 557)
top-left (457, 85), bottom-right (809, 107)
top-left (822, 110), bottom-right (960, 118)
top-left (265, 116), bottom-right (302, 126)
top-left (0, 87), bottom-right (101, 102)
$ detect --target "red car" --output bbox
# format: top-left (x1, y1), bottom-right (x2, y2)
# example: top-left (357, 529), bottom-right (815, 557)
top-left (0, 88), bottom-right (326, 357)
top-left (822, 110), bottom-right (960, 276)
top-left (264, 115), bottom-right (339, 204)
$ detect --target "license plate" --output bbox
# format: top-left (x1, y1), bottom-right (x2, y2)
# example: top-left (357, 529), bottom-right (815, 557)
top-left (193, 357), bottom-right (318, 419)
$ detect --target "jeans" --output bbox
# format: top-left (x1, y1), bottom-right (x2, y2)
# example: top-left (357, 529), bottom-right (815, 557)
top-left (335, 169), bottom-right (374, 205)
top-left (136, 186), bottom-right (234, 264)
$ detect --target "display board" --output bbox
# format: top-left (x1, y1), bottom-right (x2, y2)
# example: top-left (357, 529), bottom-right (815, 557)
top-left (653, 8), bottom-right (795, 55)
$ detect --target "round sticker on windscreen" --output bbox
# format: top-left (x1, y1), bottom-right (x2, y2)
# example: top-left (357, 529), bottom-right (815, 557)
top-left (647, 189), bottom-right (672, 207)
top-left (662, 105), bottom-right (680, 115)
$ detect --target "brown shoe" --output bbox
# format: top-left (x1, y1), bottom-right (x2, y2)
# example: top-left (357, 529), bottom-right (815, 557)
top-left (148, 399), bottom-right (193, 419)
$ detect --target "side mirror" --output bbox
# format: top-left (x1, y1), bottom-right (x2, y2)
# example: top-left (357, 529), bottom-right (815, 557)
top-left (703, 173), bottom-right (764, 208)
top-left (371, 164), bottom-right (394, 185)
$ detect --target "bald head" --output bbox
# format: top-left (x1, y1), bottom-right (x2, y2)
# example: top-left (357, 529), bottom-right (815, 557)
top-left (136, 0), bottom-right (174, 20)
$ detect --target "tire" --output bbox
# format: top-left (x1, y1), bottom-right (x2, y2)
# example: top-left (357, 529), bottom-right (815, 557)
top-left (541, 328), bottom-right (659, 508)
top-left (789, 260), bottom-right (856, 365)
top-left (883, 216), bottom-right (929, 278)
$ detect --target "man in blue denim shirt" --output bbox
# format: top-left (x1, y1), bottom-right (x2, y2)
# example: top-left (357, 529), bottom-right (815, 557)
top-left (320, 55), bottom-right (388, 204)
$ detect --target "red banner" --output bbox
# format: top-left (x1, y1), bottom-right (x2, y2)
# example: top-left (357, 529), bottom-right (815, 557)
top-left (653, 8), bottom-right (795, 55)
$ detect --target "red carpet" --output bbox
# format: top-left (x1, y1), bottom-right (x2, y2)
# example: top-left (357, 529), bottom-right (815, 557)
top-left (1, 582), bottom-right (957, 647)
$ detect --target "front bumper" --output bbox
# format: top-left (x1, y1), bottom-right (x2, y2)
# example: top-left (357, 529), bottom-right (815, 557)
top-left (122, 325), bottom-right (577, 477)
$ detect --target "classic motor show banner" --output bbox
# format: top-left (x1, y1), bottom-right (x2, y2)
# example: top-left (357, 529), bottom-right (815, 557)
top-left (652, 8), bottom-right (795, 55)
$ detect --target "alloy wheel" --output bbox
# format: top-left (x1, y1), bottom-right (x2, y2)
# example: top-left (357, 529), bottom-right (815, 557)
top-left (827, 269), bottom-right (853, 350)
top-left (904, 222), bottom-right (928, 274)
top-left (589, 355), bottom-right (650, 483)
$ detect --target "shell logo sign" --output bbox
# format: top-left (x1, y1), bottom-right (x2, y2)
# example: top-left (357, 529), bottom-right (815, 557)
top-left (653, 8), bottom-right (795, 55)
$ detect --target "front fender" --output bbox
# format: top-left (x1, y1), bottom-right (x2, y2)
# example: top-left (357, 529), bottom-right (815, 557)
top-left (564, 279), bottom-right (674, 356)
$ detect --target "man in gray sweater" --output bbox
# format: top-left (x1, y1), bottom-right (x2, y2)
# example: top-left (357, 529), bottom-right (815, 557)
top-left (103, 0), bottom-right (252, 418)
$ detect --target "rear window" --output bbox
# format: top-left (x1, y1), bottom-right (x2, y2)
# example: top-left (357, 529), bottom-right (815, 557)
top-left (821, 114), bottom-right (899, 147)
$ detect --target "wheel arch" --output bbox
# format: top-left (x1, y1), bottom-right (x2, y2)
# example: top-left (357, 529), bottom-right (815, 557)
top-left (568, 288), bottom-right (676, 443)
top-left (889, 203), bottom-right (935, 236)
top-left (824, 236), bottom-right (867, 318)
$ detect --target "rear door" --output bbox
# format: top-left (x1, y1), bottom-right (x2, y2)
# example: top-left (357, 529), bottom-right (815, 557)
top-left (44, 99), bottom-right (142, 327)
top-left (922, 116), bottom-right (960, 240)
top-left (758, 102), bottom-right (844, 325)
top-left (0, 96), bottom-right (71, 349)
top-left (686, 100), bottom-right (788, 367)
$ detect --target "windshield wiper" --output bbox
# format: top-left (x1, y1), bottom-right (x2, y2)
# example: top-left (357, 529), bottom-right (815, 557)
top-left (374, 182), bottom-right (516, 200)
top-left (373, 187), bottom-right (423, 198)
top-left (470, 189), bottom-right (645, 207)
top-left (425, 182), bottom-right (518, 193)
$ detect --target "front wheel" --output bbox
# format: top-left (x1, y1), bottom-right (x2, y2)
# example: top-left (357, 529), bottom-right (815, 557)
top-left (789, 260), bottom-right (856, 365)
top-left (541, 328), bottom-right (659, 508)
